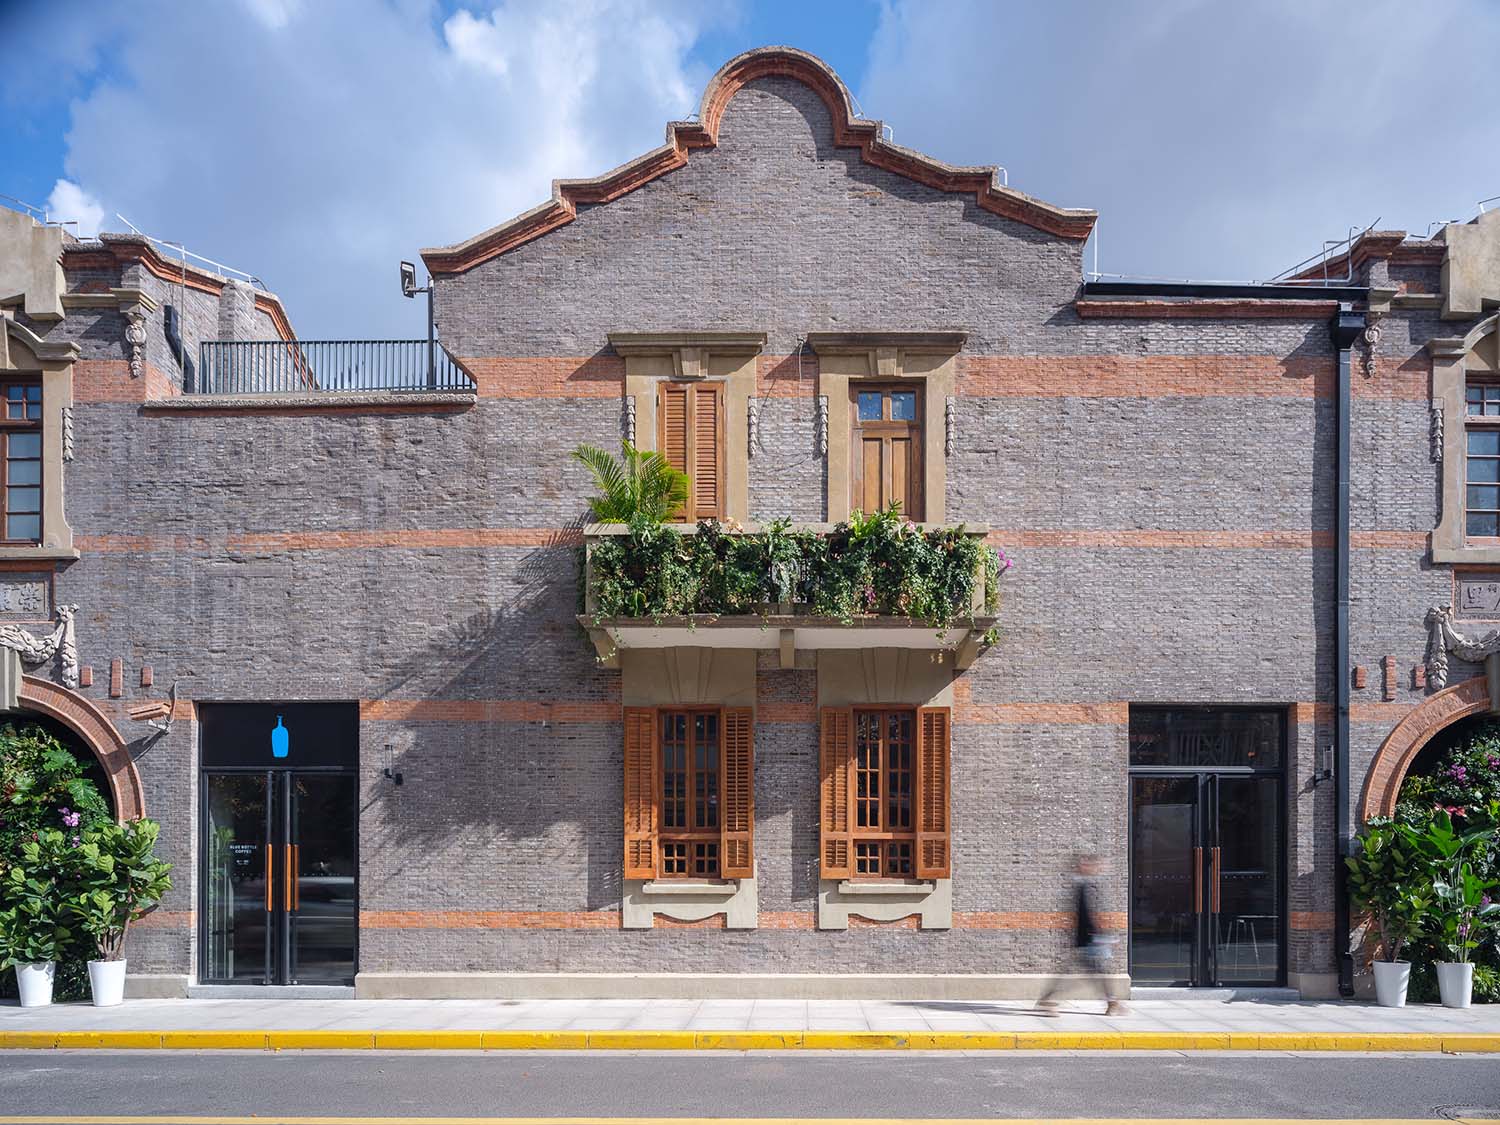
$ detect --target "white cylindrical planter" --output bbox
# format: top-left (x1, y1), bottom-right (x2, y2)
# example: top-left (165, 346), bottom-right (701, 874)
top-left (87, 959), bottom-right (127, 1007)
top-left (15, 962), bottom-right (55, 1008)
top-left (1372, 960), bottom-right (1410, 1007)
top-left (1436, 961), bottom-right (1473, 1009)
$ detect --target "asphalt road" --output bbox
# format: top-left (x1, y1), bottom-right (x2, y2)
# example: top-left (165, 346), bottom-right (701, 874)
top-left (0, 1051), bottom-right (1498, 1122)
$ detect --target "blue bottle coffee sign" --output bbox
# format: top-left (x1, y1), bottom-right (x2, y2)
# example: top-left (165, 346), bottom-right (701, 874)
top-left (271, 716), bottom-right (290, 759)
top-left (200, 703), bottom-right (357, 770)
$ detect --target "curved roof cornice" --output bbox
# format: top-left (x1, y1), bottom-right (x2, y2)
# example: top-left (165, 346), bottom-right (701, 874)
top-left (421, 46), bottom-right (1097, 276)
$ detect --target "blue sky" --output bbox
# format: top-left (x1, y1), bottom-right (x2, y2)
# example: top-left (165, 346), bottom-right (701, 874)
top-left (3, 0), bottom-right (1498, 338)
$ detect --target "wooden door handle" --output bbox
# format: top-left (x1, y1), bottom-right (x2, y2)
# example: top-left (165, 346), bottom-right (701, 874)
top-left (265, 845), bottom-right (273, 912)
top-left (285, 844), bottom-right (294, 911)
top-left (1211, 846), bottom-right (1222, 913)
top-left (1193, 846), bottom-right (1203, 912)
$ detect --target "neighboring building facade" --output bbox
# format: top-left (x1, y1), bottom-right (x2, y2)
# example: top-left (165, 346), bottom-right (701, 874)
top-left (2, 47), bottom-right (1499, 999)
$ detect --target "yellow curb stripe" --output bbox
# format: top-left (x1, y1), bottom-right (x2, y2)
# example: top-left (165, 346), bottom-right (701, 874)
top-left (1, 1028), bottom-right (1497, 1052)
top-left (0, 1121), bottom-right (1475, 1125)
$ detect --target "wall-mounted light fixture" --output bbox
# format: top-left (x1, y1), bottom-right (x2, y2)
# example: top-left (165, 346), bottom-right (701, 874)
top-left (382, 742), bottom-right (404, 786)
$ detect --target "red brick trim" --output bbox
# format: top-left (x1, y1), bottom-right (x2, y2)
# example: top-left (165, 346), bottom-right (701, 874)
top-left (1360, 675), bottom-right (1490, 821)
top-left (356, 909), bottom-right (1124, 931)
top-left (1074, 299), bottom-right (1339, 320)
top-left (17, 676), bottom-right (143, 820)
top-left (421, 48), bottom-right (1095, 276)
top-left (361, 700), bottom-right (619, 723)
top-left (64, 239), bottom-right (296, 342)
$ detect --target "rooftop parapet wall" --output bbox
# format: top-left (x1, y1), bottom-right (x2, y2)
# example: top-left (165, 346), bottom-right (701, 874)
top-left (0, 207), bottom-right (66, 321)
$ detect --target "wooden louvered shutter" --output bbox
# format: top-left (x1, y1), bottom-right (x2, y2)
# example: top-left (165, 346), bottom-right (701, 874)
top-left (720, 707), bottom-right (754, 878)
top-left (691, 383), bottom-right (724, 520)
top-left (623, 707), bottom-right (659, 880)
top-left (819, 707), bottom-right (854, 879)
top-left (915, 706), bottom-right (952, 878)
top-left (657, 382), bottom-right (724, 521)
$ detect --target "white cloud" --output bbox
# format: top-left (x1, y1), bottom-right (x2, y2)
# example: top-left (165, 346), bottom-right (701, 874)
top-left (46, 179), bottom-right (106, 238)
top-left (49, 0), bottom-right (727, 337)
top-left (860, 0), bottom-right (1500, 282)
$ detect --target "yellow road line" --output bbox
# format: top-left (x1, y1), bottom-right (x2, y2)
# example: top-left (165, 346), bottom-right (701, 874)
top-left (0, 1029), bottom-right (1496, 1052)
top-left (0, 1119), bottom-right (1494, 1125)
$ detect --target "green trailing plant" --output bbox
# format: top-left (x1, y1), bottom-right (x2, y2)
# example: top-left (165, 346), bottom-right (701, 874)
top-left (0, 828), bottom-right (75, 968)
top-left (571, 442), bottom-right (690, 523)
top-left (585, 505), bottom-right (1008, 634)
top-left (1345, 817), bottom-right (1432, 963)
top-left (1, 721), bottom-right (111, 878)
top-left (61, 818), bottom-right (173, 962)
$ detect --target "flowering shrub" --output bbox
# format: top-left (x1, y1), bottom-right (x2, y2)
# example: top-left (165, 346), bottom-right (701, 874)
top-left (1, 722), bottom-right (111, 880)
top-left (586, 505), bottom-right (1007, 633)
top-left (1397, 724), bottom-right (1500, 824)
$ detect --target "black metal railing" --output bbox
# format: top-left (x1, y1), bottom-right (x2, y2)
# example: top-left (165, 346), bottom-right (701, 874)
top-left (194, 340), bottom-right (474, 394)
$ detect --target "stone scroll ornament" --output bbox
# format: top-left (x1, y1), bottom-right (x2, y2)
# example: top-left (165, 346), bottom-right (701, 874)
top-left (0, 604), bottom-right (79, 689)
top-left (1424, 604), bottom-right (1500, 690)
top-left (124, 309), bottom-right (147, 379)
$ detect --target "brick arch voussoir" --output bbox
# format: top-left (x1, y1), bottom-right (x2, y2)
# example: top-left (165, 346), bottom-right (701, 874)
top-left (1360, 675), bottom-right (1490, 822)
top-left (16, 675), bottom-right (144, 821)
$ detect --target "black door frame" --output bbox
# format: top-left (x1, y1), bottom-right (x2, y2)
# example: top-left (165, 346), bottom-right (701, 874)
top-left (197, 764), bottom-right (359, 986)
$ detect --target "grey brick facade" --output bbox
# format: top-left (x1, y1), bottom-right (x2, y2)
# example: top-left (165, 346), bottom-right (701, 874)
top-left (3, 47), bottom-right (1494, 998)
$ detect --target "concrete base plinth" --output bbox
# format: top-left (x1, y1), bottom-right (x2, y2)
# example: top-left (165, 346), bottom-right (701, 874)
top-left (353, 971), bottom-right (1130, 1001)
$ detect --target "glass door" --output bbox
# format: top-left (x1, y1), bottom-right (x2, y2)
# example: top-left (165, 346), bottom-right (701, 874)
top-left (203, 773), bottom-right (272, 983)
top-left (1128, 772), bottom-right (1284, 986)
top-left (201, 771), bottom-right (356, 985)
top-left (1213, 775), bottom-right (1282, 985)
top-left (1129, 775), bottom-right (1201, 984)
top-left (286, 773), bottom-right (357, 984)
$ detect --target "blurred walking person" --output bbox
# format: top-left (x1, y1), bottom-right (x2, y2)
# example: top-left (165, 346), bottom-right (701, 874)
top-left (1035, 852), bottom-right (1128, 1017)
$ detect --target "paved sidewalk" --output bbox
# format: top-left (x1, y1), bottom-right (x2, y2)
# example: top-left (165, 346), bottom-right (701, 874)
top-left (2, 994), bottom-right (1498, 1050)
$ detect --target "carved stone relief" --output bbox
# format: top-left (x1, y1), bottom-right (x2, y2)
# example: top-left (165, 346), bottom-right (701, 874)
top-left (124, 309), bottom-right (147, 379)
top-left (0, 574), bottom-right (50, 618)
top-left (0, 604), bottom-right (78, 688)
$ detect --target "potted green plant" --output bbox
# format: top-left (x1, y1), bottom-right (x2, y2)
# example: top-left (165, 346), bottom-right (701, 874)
top-left (63, 818), bottom-right (172, 1006)
top-left (1409, 806), bottom-right (1498, 1009)
top-left (1346, 817), bottom-right (1431, 1006)
top-left (0, 829), bottom-right (75, 1007)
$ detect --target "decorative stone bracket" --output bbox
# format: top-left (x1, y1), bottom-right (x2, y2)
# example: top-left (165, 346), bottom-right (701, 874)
top-left (622, 876), bottom-right (758, 929)
top-left (817, 877), bottom-right (952, 930)
top-left (0, 605), bottom-right (79, 707)
top-left (1425, 604), bottom-right (1500, 710)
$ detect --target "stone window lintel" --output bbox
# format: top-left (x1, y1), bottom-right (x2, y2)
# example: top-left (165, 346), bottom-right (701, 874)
top-left (1431, 317), bottom-right (1500, 562)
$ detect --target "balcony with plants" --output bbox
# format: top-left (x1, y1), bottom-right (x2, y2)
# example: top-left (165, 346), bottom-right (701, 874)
top-left (573, 443), bottom-right (1009, 668)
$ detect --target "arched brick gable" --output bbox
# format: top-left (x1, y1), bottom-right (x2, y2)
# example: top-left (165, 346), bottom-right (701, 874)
top-left (1359, 675), bottom-right (1490, 821)
top-left (17, 675), bottom-right (144, 821)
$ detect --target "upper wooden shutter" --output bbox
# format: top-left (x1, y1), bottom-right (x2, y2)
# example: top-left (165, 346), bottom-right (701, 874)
top-left (657, 381), bottom-right (724, 521)
top-left (819, 707), bottom-right (854, 879)
top-left (623, 706), bottom-right (659, 880)
top-left (915, 706), bottom-right (952, 878)
top-left (720, 707), bottom-right (755, 878)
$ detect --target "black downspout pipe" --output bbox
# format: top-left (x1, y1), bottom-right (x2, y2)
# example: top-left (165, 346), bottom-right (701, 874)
top-left (1332, 305), bottom-right (1365, 999)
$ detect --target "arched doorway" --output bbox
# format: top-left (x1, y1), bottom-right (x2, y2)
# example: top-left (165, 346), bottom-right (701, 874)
top-left (1360, 676), bottom-right (1490, 821)
top-left (15, 674), bottom-right (143, 821)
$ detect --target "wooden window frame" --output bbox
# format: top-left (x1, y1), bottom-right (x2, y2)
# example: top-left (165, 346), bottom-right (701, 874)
top-left (0, 380), bottom-right (44, 546)
top-left (657, 706), bottom-right (724, 879)
top-left (623, 704), bottom-right (754, 883)
top-left (820, 704), bottom-right (950, 882)
top-left (850, 385), bottom-right (924, 521)
top-left (851, 706), bottom-right (917, 878)
top-left (657, 380), bottom-right (726, 522)
top-left (1465, 377), bottom-right (1500, 541)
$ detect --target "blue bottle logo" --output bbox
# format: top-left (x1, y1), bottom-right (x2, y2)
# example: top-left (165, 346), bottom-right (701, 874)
top-left (271, 715), bottom-right (290, 759)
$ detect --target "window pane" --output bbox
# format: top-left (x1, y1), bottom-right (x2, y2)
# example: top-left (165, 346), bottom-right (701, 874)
top-left (1470, 512), bottom-right (1500, 537)
top-left (1468, 485), bottom-right (1500, 511)
top-left (1469, 387), bottom-right (1484, 412)
top-left (7, 432), bottom-right (40, 458)
top-left (1470, 458), bottom-right (1500, 483)
top-left (1129, 708), bottom-right (1283, 768)
top-left (890, 391), bottom-right (916, 421)
top-left (5, 460), bottom-right (39, 485)
top-left (857, 391), bottom-right (882, 421)
top-left (5, 515), bottom-right (38, 541)
top-left (1470, 429), bottom-right (1500, 456)
top-left (6, 488), bottom-right (39, 514)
